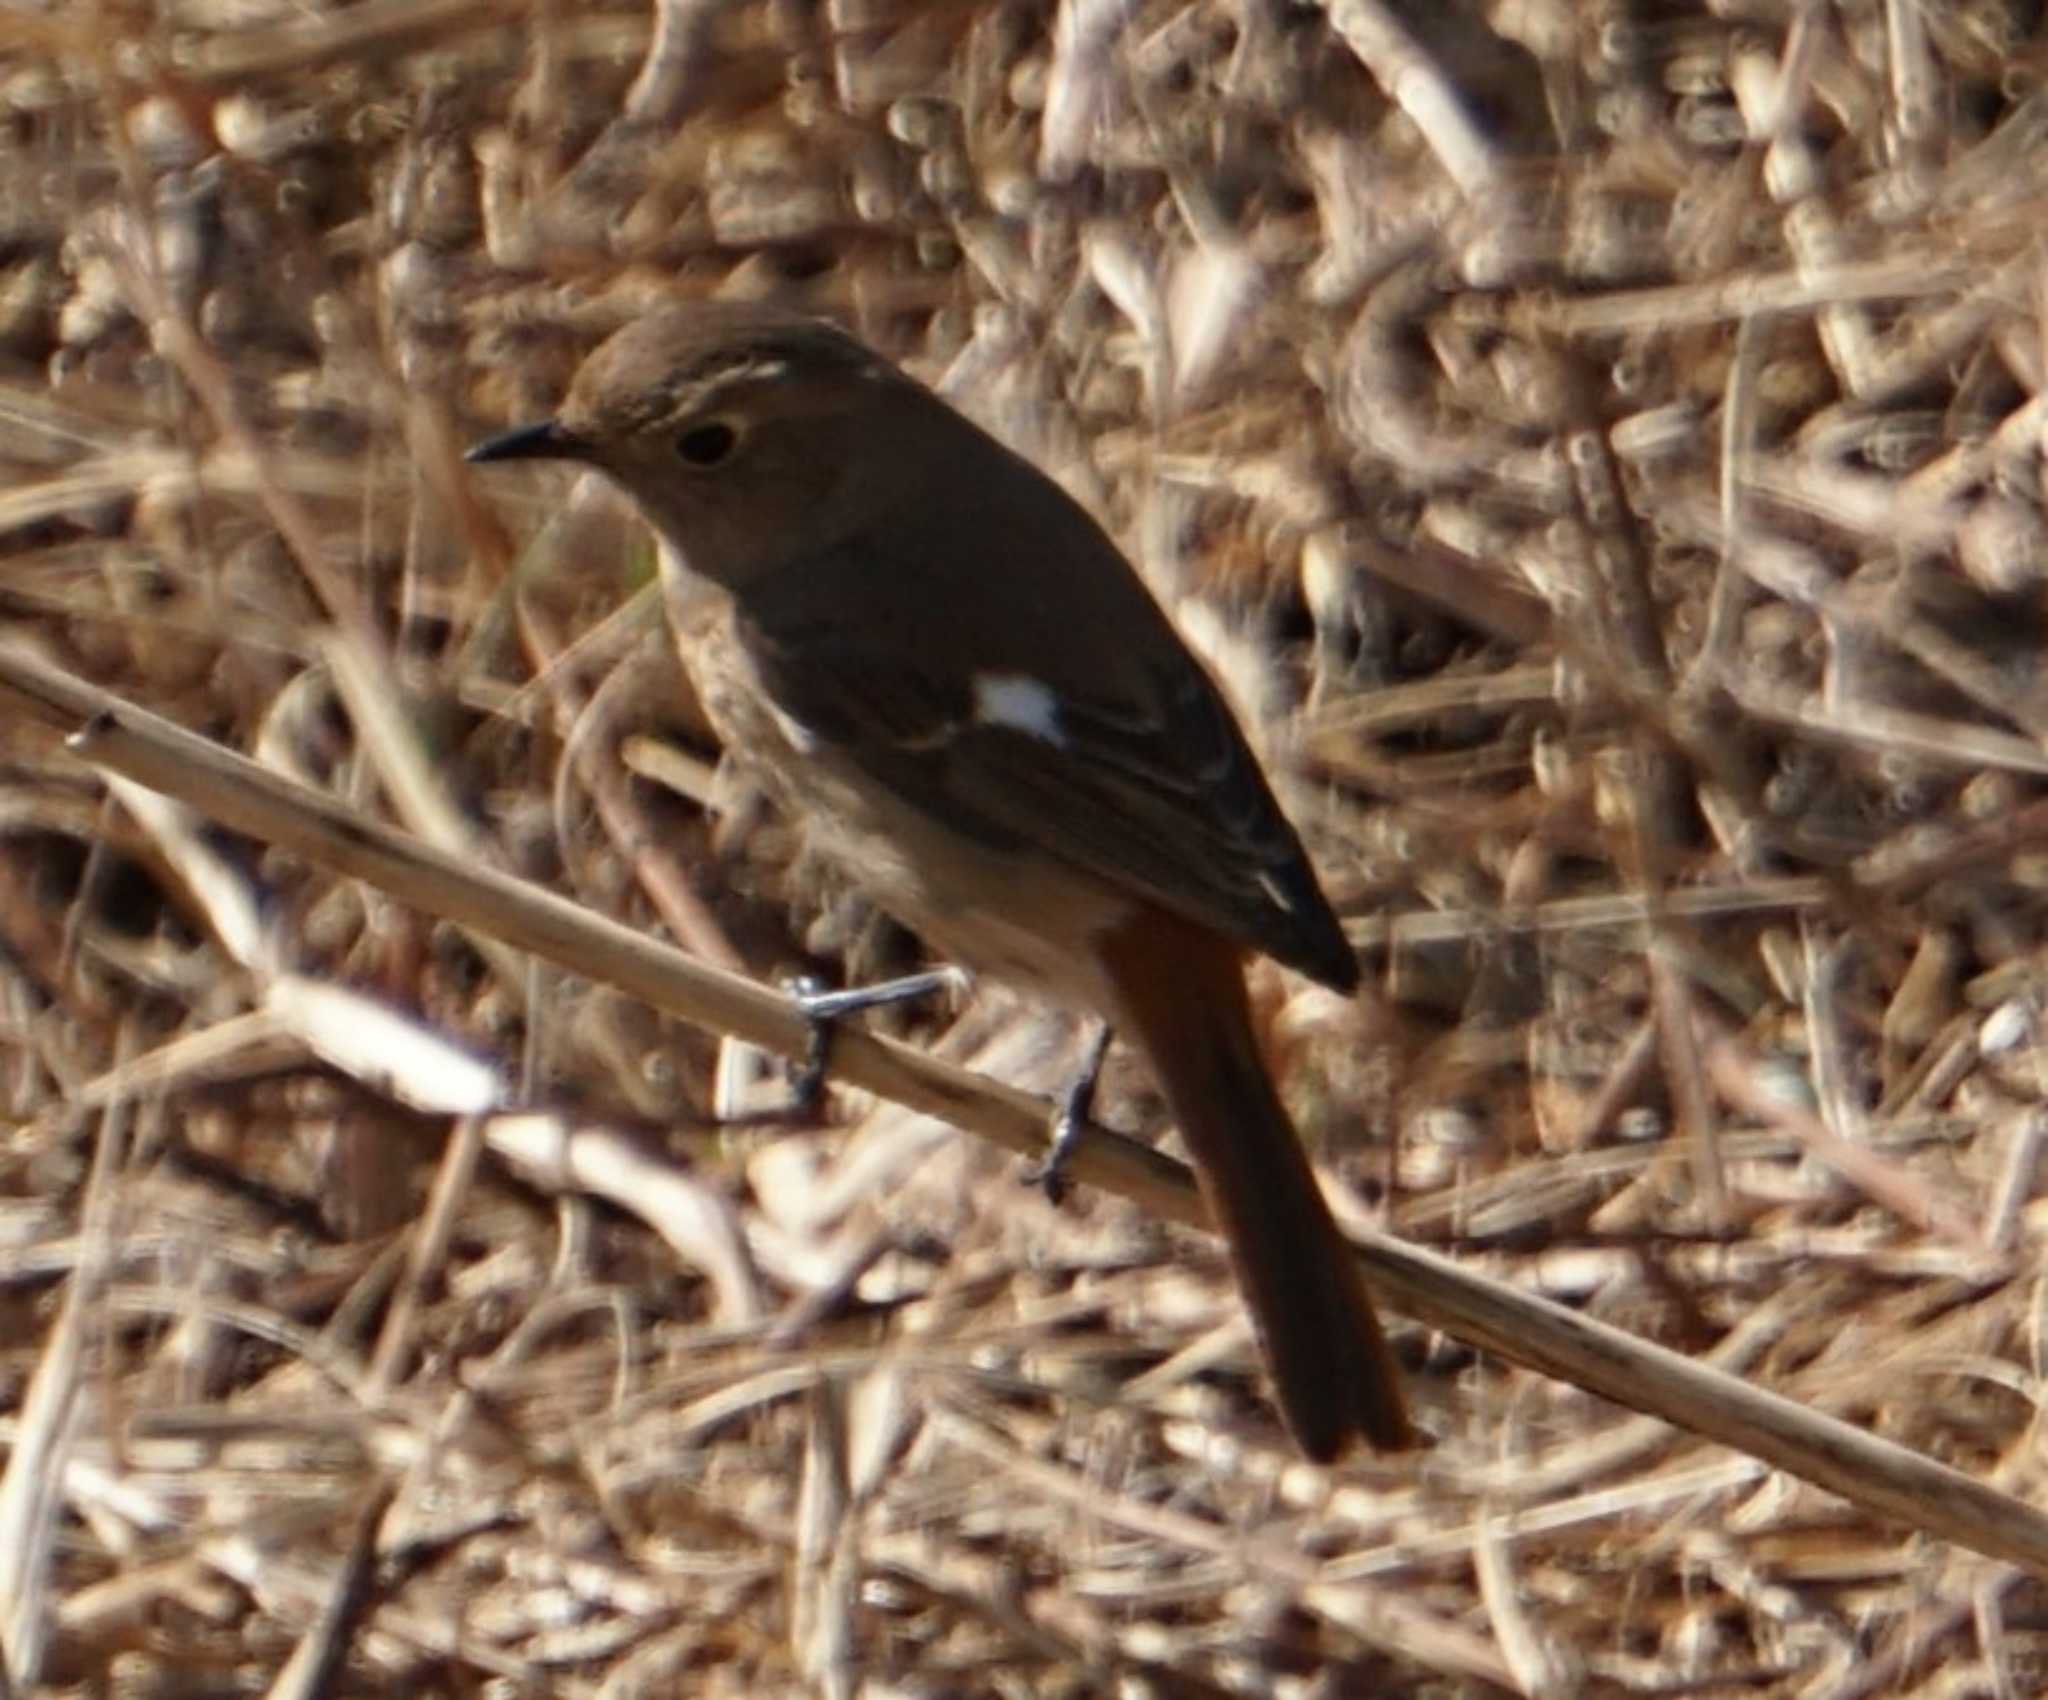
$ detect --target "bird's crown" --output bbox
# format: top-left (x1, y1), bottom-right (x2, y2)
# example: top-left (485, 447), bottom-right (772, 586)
top-left (561, 301), bottom-right (894, 442)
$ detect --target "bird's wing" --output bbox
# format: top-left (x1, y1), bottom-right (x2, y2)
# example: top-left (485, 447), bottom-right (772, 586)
top-left (739, 619), bottom-right (1359, 991)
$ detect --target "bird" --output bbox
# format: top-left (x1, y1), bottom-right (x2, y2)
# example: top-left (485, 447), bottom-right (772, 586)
top-left (468, 300), bottom-right (1413, 1458)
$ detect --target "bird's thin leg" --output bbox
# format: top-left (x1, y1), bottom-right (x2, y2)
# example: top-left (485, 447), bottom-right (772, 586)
top-left (786, 966), bottom-right (969, 1107)
top-left (1024, 1020), bottom-right (1114, 1205)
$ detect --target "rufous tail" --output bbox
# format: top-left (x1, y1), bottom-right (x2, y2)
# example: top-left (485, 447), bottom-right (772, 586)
top-left (1100, 908), bottom-right (1414, 1459)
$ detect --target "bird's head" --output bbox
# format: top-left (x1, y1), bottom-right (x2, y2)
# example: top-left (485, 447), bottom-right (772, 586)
top-left (469, 302), bottom-right (926, 588)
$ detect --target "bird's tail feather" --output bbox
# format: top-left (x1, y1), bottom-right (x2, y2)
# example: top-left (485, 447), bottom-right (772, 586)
top-left (1100, 909), bottom-right (1414, 1459)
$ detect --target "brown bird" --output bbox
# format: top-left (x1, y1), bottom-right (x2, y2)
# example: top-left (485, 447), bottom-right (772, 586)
top-left (469, 302), bottom-right (1412, 1458)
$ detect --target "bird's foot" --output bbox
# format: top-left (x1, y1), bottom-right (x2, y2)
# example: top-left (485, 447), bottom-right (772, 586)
top-left (785, 966), bottom-right (969, 1109)
top-left (1023, 1022), bottom-right (1114, 1206)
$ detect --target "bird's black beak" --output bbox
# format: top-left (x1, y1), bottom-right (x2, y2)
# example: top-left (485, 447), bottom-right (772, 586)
top-left (465, 419), bottom-right (584, 464)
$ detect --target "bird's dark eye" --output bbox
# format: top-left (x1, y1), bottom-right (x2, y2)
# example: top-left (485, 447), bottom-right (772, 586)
top-left (676, 420), bottom-right (740, 467)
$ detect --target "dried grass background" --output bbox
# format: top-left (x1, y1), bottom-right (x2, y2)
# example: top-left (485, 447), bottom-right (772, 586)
top-left (2, 0), bottom-right (2048, 1694)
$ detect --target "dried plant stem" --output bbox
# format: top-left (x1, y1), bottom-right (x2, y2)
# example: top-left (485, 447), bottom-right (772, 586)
top-left (4, 640), bottom-right (2048, 1578)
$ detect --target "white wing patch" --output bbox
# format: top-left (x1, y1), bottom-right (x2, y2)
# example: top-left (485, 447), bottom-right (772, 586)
top-left (972, 672), bottom-right (1065, 746)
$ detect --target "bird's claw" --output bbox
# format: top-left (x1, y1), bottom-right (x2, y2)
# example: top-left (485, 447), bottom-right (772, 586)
top-left (1024, 1023), bottom-right (1114, 1206)
top-left (784, 967), bottom-right (968, 1111)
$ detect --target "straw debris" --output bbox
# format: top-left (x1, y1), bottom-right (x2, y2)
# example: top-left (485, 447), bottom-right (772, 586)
top-left (1, 1), bottom-right (2046, 1694)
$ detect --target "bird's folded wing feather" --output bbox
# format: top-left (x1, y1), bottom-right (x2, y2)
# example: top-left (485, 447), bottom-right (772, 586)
top-left (742, 627), bottom-right (1359, 990)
